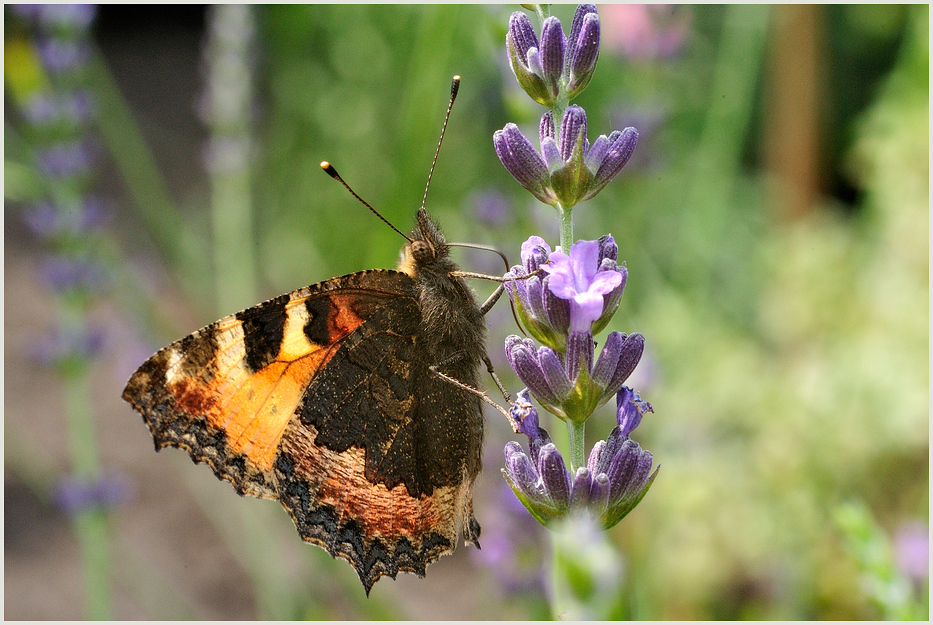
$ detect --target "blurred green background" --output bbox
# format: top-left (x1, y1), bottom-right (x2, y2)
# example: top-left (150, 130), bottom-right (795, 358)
top-left (5, 4), bottom-right (928, 619)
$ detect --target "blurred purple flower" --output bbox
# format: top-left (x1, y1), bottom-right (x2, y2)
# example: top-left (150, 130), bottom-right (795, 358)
top-left (22, 90), bottom-right (94, 126)
top-left (36, 37), bottom-right (92, 74)
top-left (54, 473), bottom-right (133, 515)
top-left (471, 189), bottom-right (512, 227)
top-left (31, 325), bottom-right (105, 365)
top-left (25, 197), bottom-right (110, 238)
top-left (36, 4), bottom-right (98, 31)
top-left (894, 522), bottom-right (929, 582)
top-left (34, 139), bottom-right (99, 178)
top-left (600, 4), bottom-right (691, 61)
top-left (41, 255), bottom-right (108, 292)
top-left (471, 480), bottom-right (546, 595)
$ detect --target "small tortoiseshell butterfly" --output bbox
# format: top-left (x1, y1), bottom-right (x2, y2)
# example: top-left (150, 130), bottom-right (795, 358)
top-left (123, 78), bottom-right (492, 594)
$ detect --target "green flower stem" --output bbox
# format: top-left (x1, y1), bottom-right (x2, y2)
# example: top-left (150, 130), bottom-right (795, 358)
top-left (557, 202), bottom-right (574, 251)
top-left (567, 419), bottom-right (586, 474)
top-left (74, 509), bottom-right (113, 620)
top-left (60, 307), bottom-right (111, 619)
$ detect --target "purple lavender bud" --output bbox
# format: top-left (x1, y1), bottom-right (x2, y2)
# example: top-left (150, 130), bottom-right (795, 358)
top-left (588, 472), bottom-right (610, 513)
top-left (538, 346), bottom-right (573, 399)
top-left (504, 441), bottom-right (540, 493)
top-left (494, 124), bottom-right (554, 205)
top-left (583, 127), bottom-right (639, 201)
top-left (591, 331), bottom-right (624, 388)
top-left (508, 12), bottom-right (539, 63)
top-left (537, 443), bottom-right (571, 508)
top-left (605, 439), bottom-right (642, 501)
top-left (506, 336), bottom-right (562, 407)
top-left (569, 467), bottom-right (592, 508)
top-left (606, 333), bottom-right (645, 392)
top-left (539, 111), bottom-right (556, 145)
top-left (549, 105), bottom-right (598, 207)
top-left (506, 12), bottom-right (553, 105)
top-left (566, 5), bottom-right (599, 69)
top-left (597, 234), bottom-right (618, 264)
top-left (602, 446), bottom-right (658, 529)
top-left (521, 235), bottom-right (551, 272)
top-left (558, 105), bottom-right (588, 163)
top-left (587, 439), bottom-right (606, 474)
top-left (539, 16), bottom-right (566, 97)
top-left (564, 330), bottom-right (594, 383)
top-left (521, 276), bottom-right (549, 323)
top-left (542, 281), bottom-right (571, 336)
top-left (566, 8), bottom-right (600, 98)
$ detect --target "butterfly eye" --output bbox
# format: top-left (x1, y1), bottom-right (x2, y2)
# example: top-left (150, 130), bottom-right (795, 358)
top-left (411, 240), bottom-right (435, 263)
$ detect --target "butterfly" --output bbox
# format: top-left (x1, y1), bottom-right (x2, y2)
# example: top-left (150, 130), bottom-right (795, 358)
top-left (122, 77), bottom-right (496, 594)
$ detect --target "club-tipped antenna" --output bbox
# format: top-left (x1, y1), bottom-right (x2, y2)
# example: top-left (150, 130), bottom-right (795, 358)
top-left (320, 161), bottom-right (411, 242)
top-left (420, 75), bottom-right (461, 213)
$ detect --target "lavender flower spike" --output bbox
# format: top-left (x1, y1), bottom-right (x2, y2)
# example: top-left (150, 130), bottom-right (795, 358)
top-left (504, 106), bottom-right (637, 209)
top-left (503, 389), bottom-right (658, 529)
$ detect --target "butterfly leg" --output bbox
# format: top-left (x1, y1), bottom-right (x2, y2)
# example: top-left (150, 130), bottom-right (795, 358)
top-left (428, 360), bottom-right (512, 420)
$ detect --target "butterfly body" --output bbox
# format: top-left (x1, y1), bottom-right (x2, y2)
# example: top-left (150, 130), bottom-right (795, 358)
top-left (123, 207), bottom-right (486, 593)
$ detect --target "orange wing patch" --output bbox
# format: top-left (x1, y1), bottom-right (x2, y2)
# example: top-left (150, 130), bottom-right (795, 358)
top-left (123, 273), bottom-right (411, 498)
top-left (162, 295), bottom-right (363, 471)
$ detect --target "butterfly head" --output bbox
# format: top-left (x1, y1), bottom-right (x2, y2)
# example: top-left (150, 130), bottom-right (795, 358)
top-left (398, 207), bottom-right (455, 277)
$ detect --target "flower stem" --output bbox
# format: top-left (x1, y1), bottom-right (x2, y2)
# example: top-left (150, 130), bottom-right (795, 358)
top-left (567, 419), bottom-right (586, 474)
top-left (557, 202), bottom-right (574, 251)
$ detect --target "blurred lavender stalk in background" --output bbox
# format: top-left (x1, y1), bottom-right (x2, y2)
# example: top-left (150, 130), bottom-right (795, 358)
top-left (200, 4), bottom-right (258, 314)
top-left (5, 4), bottom-right (118, 619)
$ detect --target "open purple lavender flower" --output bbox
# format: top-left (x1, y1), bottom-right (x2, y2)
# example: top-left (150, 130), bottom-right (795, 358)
top-left (504, 236), bottom-right (570, 349)
top-left (494, 107), bottom-right (638, 208)
top-left (505, 235), bottom-right (626, 349)
top-left (506, 5), bottom-right (601, 106)
top-left (503, 387), bottom-right (657, 529)
top-left (544, 238), bottom-right (625, 333)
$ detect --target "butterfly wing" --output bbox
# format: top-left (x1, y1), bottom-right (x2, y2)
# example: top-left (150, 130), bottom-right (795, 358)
top-left (123, 269), bottom-right (480, 592)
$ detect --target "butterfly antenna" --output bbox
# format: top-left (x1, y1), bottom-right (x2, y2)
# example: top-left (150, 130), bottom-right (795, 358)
top-left (420, 75), bottom-right (460, 213)
top-left (321, 161), bottom-right (411, 242)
